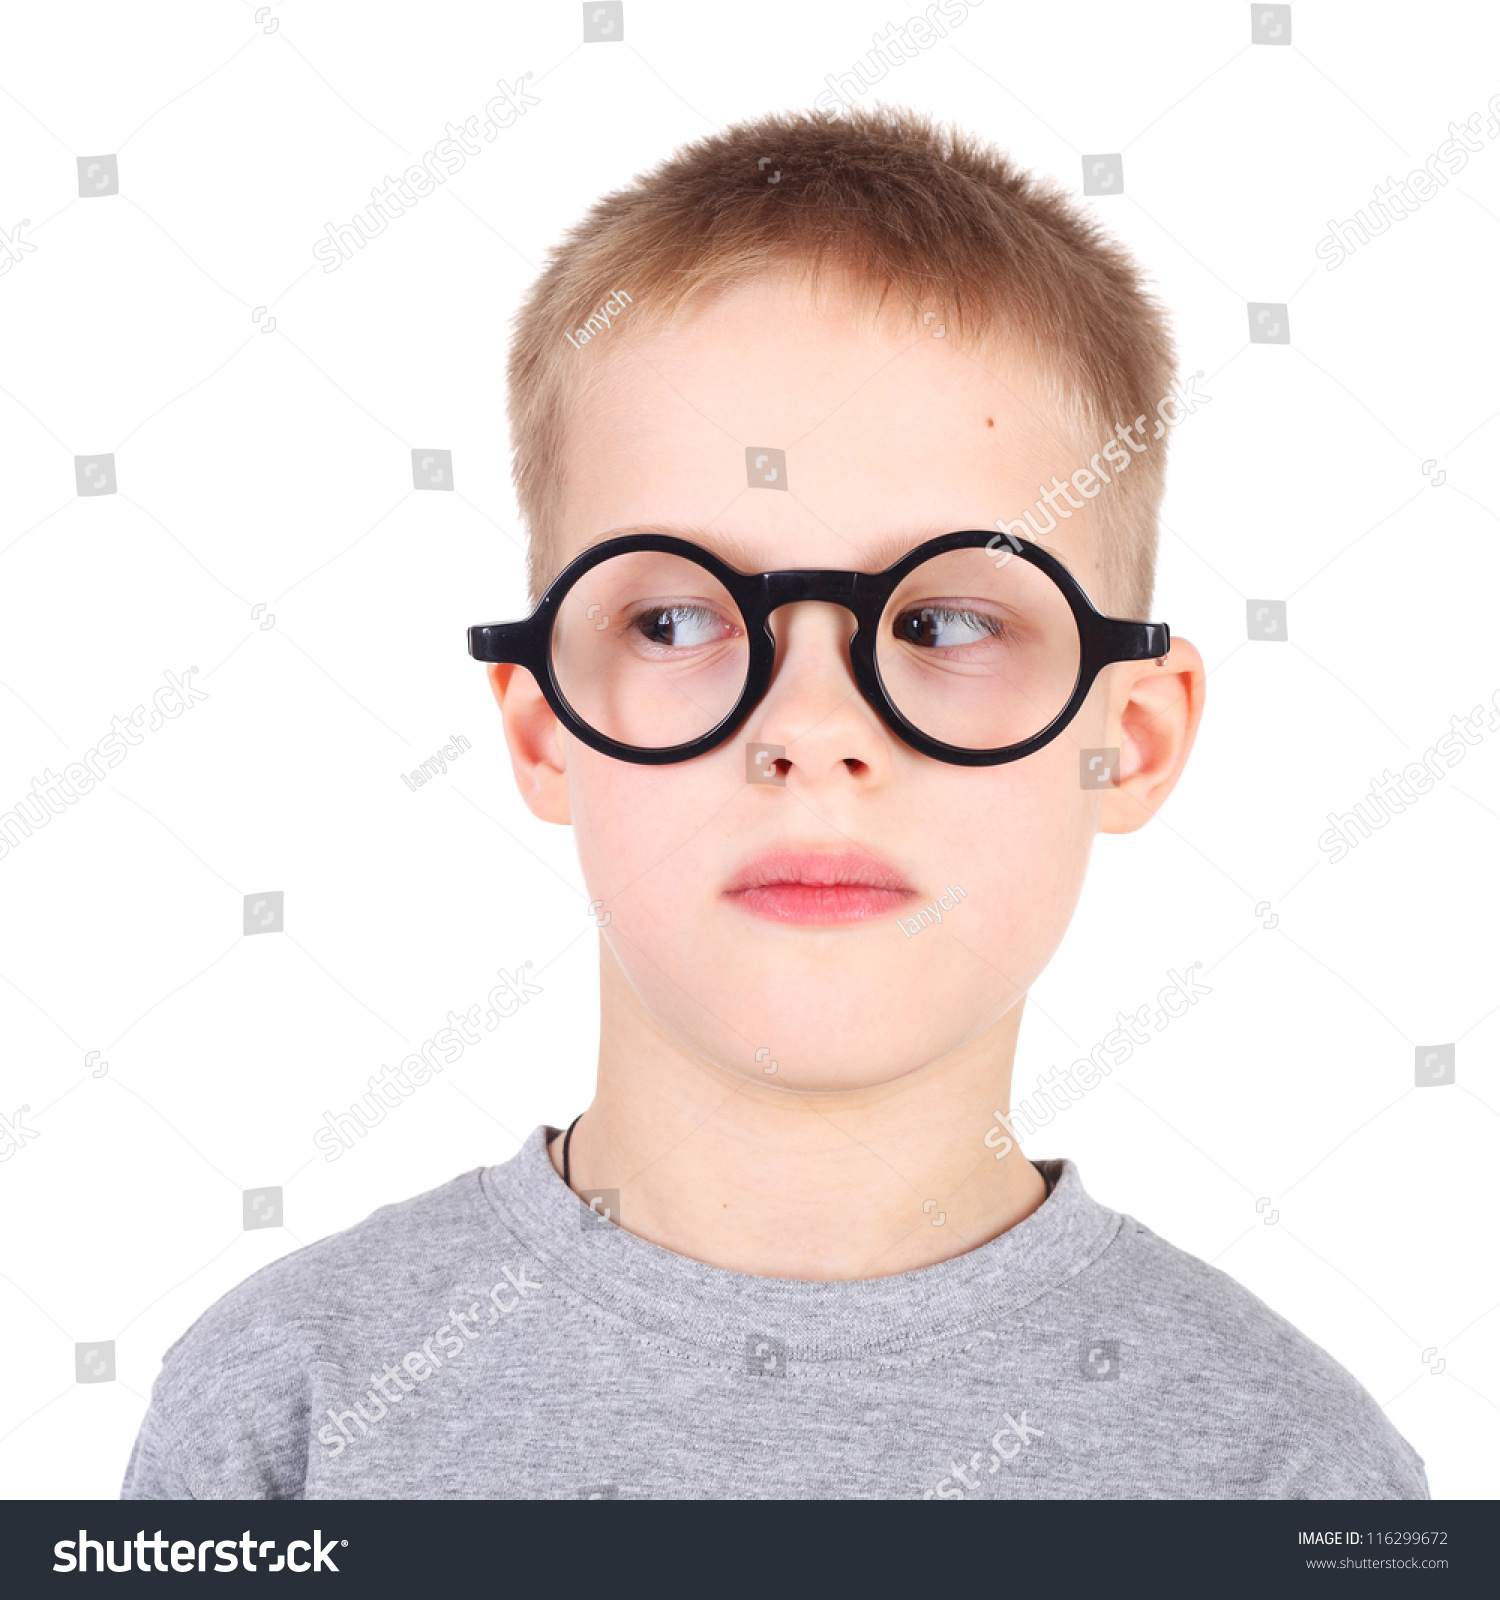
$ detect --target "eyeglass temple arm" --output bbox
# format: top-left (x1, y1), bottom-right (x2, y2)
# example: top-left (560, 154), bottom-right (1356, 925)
top-left (468, 621), bottom-right (545, 667)
top-left (1100, 619), bottom-right (1171, 662)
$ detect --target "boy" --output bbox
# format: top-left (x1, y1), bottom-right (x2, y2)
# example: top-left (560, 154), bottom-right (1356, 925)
top-left (122, 107), bottom-right (1427, 1499)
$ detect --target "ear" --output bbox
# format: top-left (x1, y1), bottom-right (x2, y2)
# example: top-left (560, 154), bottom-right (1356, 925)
top-left (486, 663), bottom-right (571, 824)
top-left (1097, 637), bottom-right (1206, 833)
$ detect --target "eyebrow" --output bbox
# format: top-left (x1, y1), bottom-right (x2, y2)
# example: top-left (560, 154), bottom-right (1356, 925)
top-left (588, 522), bottom-right (1073, 577)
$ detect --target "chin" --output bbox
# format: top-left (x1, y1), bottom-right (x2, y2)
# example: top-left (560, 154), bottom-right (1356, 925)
top-left (700, 1017), bottom-right (959, 1095)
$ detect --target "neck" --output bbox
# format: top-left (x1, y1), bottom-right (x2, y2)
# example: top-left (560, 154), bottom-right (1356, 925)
top-left (547, 950), bottom-right (1048, 1280)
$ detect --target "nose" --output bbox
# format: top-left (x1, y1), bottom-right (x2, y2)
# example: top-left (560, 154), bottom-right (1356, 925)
top-left (766, 597), bottom-right (860, 664)
top-left (748, 600), bottom-right (895, 785)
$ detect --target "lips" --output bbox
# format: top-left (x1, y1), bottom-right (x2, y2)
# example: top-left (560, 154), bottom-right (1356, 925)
top-left (722, 847), bottom-right (917, 926)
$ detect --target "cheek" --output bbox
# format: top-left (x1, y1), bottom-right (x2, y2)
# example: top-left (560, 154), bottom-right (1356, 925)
top-left (922, 749), bottom-right (1096, 938)
top-left (566, 746), bottom-right (731, 913)
top-left (567, 757), bottom-right (653, 895)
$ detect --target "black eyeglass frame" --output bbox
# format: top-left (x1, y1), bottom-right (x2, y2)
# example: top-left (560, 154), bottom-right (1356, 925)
top-left (467, 530), bottom-right (1170, 768)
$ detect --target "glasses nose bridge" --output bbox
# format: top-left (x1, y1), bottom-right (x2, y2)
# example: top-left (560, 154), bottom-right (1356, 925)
top-left (761, 568), bottom-right (865, 620)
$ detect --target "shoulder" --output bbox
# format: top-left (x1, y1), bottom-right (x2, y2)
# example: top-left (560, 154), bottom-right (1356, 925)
top-left (168, 1167), bottom-right (491, 1361)
top-left (1086, 1210), bottom-right (1428, 1498)
top-left (123, 1167), bottom-right (493, 1499)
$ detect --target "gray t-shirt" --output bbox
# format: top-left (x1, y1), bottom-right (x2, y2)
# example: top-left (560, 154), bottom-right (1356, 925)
top-left (121, 1126), bottom-right (1428, 1499)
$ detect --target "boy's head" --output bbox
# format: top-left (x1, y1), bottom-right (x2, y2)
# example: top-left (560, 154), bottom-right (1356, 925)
top-left (489, 107), bottom-right (1204, 1095)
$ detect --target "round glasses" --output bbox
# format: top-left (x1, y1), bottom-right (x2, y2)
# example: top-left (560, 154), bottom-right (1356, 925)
top-left (468, 531), bottom-right (1169, 767)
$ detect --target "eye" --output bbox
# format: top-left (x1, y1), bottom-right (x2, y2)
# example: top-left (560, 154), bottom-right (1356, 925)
top-left (893, 605), bottom-right (1003, 649)
top-left (632, 604), bottom-right (736, 650)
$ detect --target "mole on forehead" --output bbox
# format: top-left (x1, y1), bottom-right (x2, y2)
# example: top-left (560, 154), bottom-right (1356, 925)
top-left (574, 523), bottom-right (1079, 578)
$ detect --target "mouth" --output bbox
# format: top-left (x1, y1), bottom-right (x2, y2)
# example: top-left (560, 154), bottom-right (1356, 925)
top-left (722, 847), bottom-right (918, 926)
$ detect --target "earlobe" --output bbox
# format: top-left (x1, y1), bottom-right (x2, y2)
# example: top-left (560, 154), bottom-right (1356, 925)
top-left (487, 663), bottom-right (572, 824)
top-left (1097, 639), bottom-right (1206, 834)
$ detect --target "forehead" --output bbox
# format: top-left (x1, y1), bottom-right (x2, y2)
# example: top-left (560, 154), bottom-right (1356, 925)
top-left (556, 273), bottom-right (1096, 583)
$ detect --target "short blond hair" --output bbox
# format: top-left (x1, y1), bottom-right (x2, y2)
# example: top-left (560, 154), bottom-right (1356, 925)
top-left (506, 105), bottom-right (1177, 618)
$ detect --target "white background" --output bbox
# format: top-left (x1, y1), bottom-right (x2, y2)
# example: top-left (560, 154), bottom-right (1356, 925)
top-left (0, 0), bottom-right (1496, 1499)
